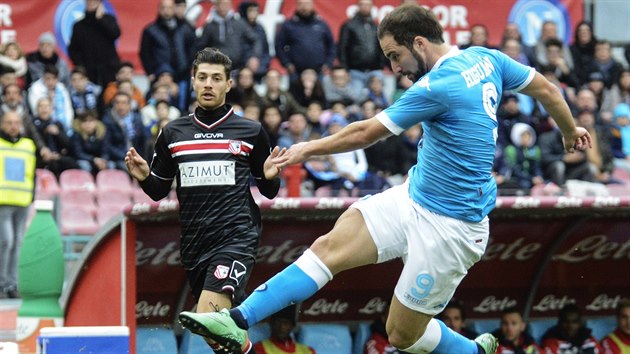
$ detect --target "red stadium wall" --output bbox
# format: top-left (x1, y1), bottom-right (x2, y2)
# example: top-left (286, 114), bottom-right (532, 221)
top-left (0, 0), bottom-right (583, 72)
top-left (61, 196), bottom-right (630, 341)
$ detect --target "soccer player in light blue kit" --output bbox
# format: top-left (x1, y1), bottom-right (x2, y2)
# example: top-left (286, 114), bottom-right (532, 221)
top-left (179, 5), bottom-right (591, 354)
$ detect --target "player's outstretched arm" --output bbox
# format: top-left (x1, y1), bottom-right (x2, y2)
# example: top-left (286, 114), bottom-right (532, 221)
top-left (125, 147), bottom-right (150, 181)
top-left (520, 72), bottom-right (592, 152)
top-left (273, 117), bottom-right (392, 168)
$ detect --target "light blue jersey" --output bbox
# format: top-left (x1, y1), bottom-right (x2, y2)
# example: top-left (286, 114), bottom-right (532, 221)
top-left (376, 47), bottom-right (535, 222)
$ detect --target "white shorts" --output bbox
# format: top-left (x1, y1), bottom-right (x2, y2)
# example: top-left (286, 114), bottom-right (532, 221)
top-left (351, 183), bottom-right (489, 315)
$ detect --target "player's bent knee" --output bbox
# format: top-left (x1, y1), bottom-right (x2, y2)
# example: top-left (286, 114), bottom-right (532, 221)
top-left (387, 330), bottom-right (418, 351)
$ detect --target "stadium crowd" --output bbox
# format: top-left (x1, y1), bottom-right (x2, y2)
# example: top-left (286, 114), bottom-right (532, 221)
top-left (1, 0), bottom-right (629, 198)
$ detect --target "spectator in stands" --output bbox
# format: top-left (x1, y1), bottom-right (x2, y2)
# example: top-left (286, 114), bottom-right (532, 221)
top-left (143, 116), bottom-right (171, 166)
top-left (102, 61), bottom-right (146, 108)
top-left (195, 0), bottom-right (261, 72)
top-left (501, 38), bottom-right (531, 66)
top-left (0, 67), bottom-right (18, 93)
top-left (576, 109), bottom-right (616, 184)
top-left (534, 21), bottom-right (574, 69)
top-left (460, 24), bottom-right (497, 50)
top-left (573, 88), bottom-right (602, 124)
top-left (533, 65), bottom-right (574, 124)
top-left (539, 117), bottom-right (595, 186)
top-left (493, 307), bottom-right (541, 354)
top-left (0, 111), bottom-right (36, 299)
top-left (497, 93), bottom-right (536, 150)
top-left (69, 66), bottom-right (102, 115)
top-left (610, 103), bottom-right (630, 174)
top-left (226, 67), bottom-right (263, 108)
top-left (305, 101), bottom-right (325, 134)
top-left (570, 21), bottom-right (597, 86)
top-left (141, 99), bottom-right (173, 137)
top-left (600, 299), bottom-right (630, 354)
top-left (0, 41), bottom-right (27, 89)
top-left (141, 84), bottom-right (181, 127)
top-left (140, 0), bottom-right (196, 112)
top-left (0, 84), bottom-right (47, 157)
top-left (436, 300), bottom-right (479, 340)
top-left (326, 115), bottom-right (370, 196)
top-left (71, 110), bottom-right (109, 175)
top-left (102, 92), bottom-right (146, 170)
top-left (501, 22), bottom-right (536, 67)
top-left (541, 38), bottom-right (580, 89)
top-left (541, 303), bottom-right (603, 354)
top-left (277, 112), bottom-right (315, 150)
top-left (289, 68), bottom-right (327, 108)
top-left (363, 73), bottom-right (390, 109)
top-left (586, 41), bottom-right (624, 91)
top-left (262, 69), bottom-right (306, 120)
top-left (601, 69), bottom-right (630, 120)
top-left (275, 0), bottom-right (335, 80)
top-left (26, 32), bottom-right (71, 88)
top-left (323, 65), bottom-right (364, 107)
top-left (242, 101), bottom-right (261, 122)
top-left (68, 0), bottom-right (121, 88)
top-left (364, 133), bottom-right (407, 188)
top-left (585, 71), bottom-right (609, 111)
top-left (501, 123), bottom-right (544, 194)
top-left (31, 97), bottom-right (78, 176)
top-left (27, 65), bottom-right (74, 137)
top-left (148, 68), bottom-right (178, 108)
top-left (338, 0), bottom-right (388, 88)
top-left (364, 302), bottom-right (408, 354)
top-left (261, 105), bottom-right (283, 147)
top-left (253, 305), bottom-right (315, 354)
top-left (238, 1), bottom-right (271, 82)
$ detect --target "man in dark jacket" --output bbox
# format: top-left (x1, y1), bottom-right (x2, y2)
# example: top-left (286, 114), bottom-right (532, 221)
top-left (140, 0), bottom-right (196, 111)
top-left (338, 0), bottom-right (388, 87)
top-left (275, 0), bottom-right (335, 81)
top-left (195, 0), bottom-right (261, 72)
top-left (238, 1), bottom-right (271, 82)
top-left (102, 92), bottom-right (146, 171)
top-left (68, 0), bottom-right (121, 87)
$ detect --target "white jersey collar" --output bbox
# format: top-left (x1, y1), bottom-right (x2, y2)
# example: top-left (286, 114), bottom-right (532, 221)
top-left (431, 46), bottom-right (461, 71)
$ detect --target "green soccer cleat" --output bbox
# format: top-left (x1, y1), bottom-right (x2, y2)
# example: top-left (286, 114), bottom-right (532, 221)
top-left (179, 309), bottom-right (248, 353)
top-left (474, 333), bottom-right (499, 354)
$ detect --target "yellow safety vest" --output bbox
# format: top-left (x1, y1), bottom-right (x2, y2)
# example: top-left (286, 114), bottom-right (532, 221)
top-left (0, 136), bottom-right (36, 207)
top-left (609, 332), bottom-right (630, 354)
top-left (260, 340), bottom-right (313, 354)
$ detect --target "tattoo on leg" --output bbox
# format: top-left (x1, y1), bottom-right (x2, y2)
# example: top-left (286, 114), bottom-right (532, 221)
top-left (207, 301), bottom-right (220, 312)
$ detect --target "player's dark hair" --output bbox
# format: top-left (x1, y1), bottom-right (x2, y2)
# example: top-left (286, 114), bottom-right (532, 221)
top-left (377, 4), bottom-right (444, 46)
top-left (192, 47), bottom-right (232, 78)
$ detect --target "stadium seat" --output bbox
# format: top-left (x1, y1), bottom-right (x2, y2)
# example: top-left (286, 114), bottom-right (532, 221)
top-left (470, 319), bottom-right (499, 335)
top-left (136, 327), bottom-right (178, 354)
top-left (35, 168), bottom-right (60, 200)
top-left (248, 322), bottom-right (271, 344)
top-left (179, 330), bottom-right (214, 354)
top-left (132, 188), bottom-right (154, 204)
top-left (59, 169), bottom-right (95, 191)
top-left (96, 169), bottom-right (133, 193)
top-left (527, 318), bottom-right (556, 344)
top-left (607, 183), bottom-right (630, 196)
top-left (60, 206), bottom-right (99, 236)
top-left (353, 322), bottom-right (371, 354)
top-left (612, 167), bottom-right (630, 184)
top-left (60, 190), bottom-right (98, 215)
top-left (96, 205), bottom-right (123, 227)
top-left (96, 189), bottom-right (132, 208)
top-left (587, 317), bottom-right (616, 341)
top-left (297, 323), bottom-right (353, 354)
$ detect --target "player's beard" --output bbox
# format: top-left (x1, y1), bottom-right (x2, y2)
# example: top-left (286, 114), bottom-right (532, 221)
top-left (407, 49), bottom-right (430, 82)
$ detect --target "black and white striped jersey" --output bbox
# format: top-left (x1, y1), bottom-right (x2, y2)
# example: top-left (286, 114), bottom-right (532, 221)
top-left (149, 105), bottom-right (278, 269)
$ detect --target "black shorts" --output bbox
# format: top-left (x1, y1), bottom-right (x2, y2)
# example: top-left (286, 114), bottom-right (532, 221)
top-left (186, 252), bottom-right (255, 305)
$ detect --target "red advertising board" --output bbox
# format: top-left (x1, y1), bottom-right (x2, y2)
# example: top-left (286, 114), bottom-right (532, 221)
top-left (1, 0), bottom-right (582, 72)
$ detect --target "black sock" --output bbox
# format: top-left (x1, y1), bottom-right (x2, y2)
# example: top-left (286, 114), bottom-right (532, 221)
top-left (229, 308), bottom-right (248, 330)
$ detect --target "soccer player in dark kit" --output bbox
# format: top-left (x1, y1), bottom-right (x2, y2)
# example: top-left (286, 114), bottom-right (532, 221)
top-left (125, 47), bottom-right (284, 353)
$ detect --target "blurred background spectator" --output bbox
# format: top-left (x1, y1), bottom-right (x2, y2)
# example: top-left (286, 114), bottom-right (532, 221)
top-left (26, 32), bottom-right (71, 88)
top-left (541, 304), bottom-right (603, 354)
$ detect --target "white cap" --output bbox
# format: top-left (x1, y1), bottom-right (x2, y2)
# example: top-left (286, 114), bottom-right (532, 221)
top-left (34, 200), bottom-right (54, 211)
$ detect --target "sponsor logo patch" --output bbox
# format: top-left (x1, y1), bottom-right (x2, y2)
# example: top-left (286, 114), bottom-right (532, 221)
top-left (230, 260), bottom-right (247, 285)
top-left (179, 161), bottom-right (235, 187)
top-left (214, 265), bottom-right (230, 279)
